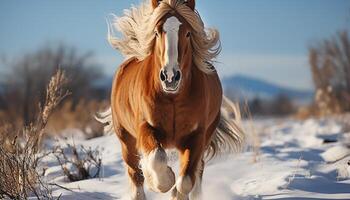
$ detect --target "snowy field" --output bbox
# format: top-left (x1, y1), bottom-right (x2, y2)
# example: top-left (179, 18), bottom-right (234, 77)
top-left (44, 118), bottom-right (350, 200)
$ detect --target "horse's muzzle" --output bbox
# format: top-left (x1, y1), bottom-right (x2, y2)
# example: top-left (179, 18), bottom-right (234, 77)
top-left (159, 68), bottom-right (181, 93)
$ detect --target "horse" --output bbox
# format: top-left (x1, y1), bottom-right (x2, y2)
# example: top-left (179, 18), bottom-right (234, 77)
top-left (97, 0), bottom-right (244, 199)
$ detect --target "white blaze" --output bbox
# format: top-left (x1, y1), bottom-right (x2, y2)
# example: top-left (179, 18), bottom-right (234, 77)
top-left (163, 16), bottom-right (182, 82)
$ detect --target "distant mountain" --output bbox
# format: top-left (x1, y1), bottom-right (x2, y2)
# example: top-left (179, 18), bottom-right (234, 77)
top-left (222, 75), bottom-right (313, 102)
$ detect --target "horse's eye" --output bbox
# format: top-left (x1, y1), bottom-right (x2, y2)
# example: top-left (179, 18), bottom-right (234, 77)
top-left (155, 31), bottom-right (159, 37)
top-left (186, 32), bottom-right (191, 38)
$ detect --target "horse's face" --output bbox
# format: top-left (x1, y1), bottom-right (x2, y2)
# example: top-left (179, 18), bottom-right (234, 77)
top-left (153, 2), bottom-right (195, 94)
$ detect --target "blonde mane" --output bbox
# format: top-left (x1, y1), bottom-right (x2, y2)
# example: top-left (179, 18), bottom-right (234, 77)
top-left (108, 0), bottom-right (221, 73)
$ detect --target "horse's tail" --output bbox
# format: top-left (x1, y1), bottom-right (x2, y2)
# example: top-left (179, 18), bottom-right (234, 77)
top-left (205, 96), bottom-right (245, 160)
top-left (95, 107), bottom-right (115, 135)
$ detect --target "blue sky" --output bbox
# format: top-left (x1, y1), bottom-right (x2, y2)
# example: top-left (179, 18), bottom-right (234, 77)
top-left (0, 0), bottom-right (349, 90)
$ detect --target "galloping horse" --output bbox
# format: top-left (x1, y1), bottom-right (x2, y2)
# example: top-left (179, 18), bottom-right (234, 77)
top-left (98, 0), bottom-right (244, 199)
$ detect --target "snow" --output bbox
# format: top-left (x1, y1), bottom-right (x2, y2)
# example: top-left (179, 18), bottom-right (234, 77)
top-left (321, 146), bottom-right (350, 163)
top-left (44, 118), bottom-right (350, 199)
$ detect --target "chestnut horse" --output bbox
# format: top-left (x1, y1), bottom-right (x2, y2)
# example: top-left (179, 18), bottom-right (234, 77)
top-left (98, 0), bottom-right (244, 199)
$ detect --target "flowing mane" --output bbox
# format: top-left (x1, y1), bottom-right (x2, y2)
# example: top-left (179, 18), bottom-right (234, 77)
top-left (108, 0), bottom-right (221, 73)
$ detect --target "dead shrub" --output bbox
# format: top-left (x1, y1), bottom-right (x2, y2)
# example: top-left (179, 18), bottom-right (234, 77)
top-left (309, 30), bottom-right (350, 115)
top-left (52, 139), bottom-right (102, 182)
top-left (0, 69), bottom-right (69, 199)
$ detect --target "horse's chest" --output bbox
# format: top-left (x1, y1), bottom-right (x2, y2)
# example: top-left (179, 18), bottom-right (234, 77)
top-left (149, 102), bottom-right (200, 140)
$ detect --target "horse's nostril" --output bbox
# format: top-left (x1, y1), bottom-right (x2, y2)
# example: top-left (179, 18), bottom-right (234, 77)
top-left (160, 70), bottom-right (166, 81)
top-left (175, 71), bottom-right (181, 81)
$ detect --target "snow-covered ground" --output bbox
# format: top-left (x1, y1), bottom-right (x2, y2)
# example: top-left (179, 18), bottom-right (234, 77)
top-left (44, 118), bottom-right (350, 200)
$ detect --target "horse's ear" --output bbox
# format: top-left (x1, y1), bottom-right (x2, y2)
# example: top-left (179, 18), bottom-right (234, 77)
top-left (185, 0), bottom-right (195, 10)
top-left (151, 0), bottom-right (162, 9)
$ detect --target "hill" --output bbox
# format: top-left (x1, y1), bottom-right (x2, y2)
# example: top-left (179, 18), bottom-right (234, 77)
top-left (222, 74), bottom-right (313, 102)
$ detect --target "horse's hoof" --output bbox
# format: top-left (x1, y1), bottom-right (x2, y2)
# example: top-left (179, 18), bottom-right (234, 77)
top-left (176, 176), bottom-right (193, 195)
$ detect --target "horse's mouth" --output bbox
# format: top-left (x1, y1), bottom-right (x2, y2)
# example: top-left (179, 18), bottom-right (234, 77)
top-left (163, 85), bottom-right (179, 93)
top-left (162, 82), bottom-right (180, 94)
top-left (163, 86), bottom-right (179, 93)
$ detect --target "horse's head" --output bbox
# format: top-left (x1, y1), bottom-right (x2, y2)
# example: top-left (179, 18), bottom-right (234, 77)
top-left (108, 0), bottom-right (220, 94)
top-left (152, 0), bottom-right (195, 94)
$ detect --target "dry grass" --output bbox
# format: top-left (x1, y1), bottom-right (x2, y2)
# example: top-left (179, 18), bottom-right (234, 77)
top-left (0, 69), bottom-right (69, 199)
top-left (242, 100), bottom-right (261, 163)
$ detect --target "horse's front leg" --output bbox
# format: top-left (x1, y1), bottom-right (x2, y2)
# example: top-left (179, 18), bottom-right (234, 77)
top-left (117, 127), bottom-right (146, 200)
top-left (172, 129), bottom-right (205, 200)
top-left (138, 122), bottom-right (175, 193)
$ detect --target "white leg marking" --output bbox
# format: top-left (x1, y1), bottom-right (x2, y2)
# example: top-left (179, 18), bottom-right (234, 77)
top-left (189, 176), bottom-right (202, 200)
top-left (141, 148), bottom-right (175, 193)
top-left (129, 186), bottom-right (146, 200)
top-left (128, 173), bottom-right (146, 200)
top-left (171, 188), bottom-right (189, 200)
top-left (176, 175), bottom-right (193, 195)
top-left (189, 161), bottom-right (203, 200)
